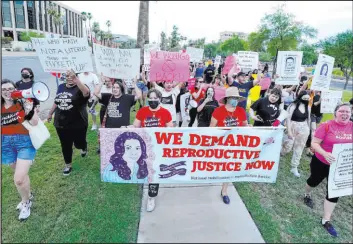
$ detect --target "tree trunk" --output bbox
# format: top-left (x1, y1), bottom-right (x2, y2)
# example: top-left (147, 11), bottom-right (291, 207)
top-left (137, 1), bottom-right (149, 65)
top-left (272, 49), bottom-right (279, 79)
top-left (343, 67), bottom-right (351, 90)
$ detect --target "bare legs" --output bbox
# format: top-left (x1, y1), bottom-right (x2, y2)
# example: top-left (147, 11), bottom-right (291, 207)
top-left (13, 159), bottom-right (32, 203)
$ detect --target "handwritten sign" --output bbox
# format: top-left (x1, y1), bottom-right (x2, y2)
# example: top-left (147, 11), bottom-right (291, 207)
top-left (237, 51), bottom-right (259, 70)
top-left (186, 47), bottom-right (204, 63)
top-left (328, 143), bottom-right (353, 198)
top-left (100, 127), bottom-right (284, 184)
top-left (320, 90), bottom-right (343, 113)
top-left (93, 43), bottom-right (118, 78)
top-left (144, 43), bottom-right (160, 65)
top-left (187, 78), bottom-right (196, 90)
top-left (31, 38), bottom-right (93, 73)
top-left (311, 54), bottom-right (335, 91)
top-left (149, 51), bottom-right (190, 82)
top-left (222, 56), bottom-right (235, 75)
top-left (275, 51), bottom-right (303, 85)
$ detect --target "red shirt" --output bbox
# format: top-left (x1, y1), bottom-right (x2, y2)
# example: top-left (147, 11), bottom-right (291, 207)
top-left (1, 103), bottom-right (28, 135)
top-left (190, 87), bottom-right (205, 103)
top-left (136, 106), bottom-right (172, 128)
top-left (211, 105), bottom-right (247, 127)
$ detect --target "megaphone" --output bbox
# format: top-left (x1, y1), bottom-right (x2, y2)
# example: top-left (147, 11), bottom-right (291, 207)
top-left (11, 81), bottom-right (50, 102)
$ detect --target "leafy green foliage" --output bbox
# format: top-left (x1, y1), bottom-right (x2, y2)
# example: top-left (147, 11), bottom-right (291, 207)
top-left (259, 52), bottom-right (273, 62)
top-left (220, 35), bottom-right (249, 56)
top-left (1, 36), bottom-right (13, 45)
top-left (20, 31), bottom-right (45, 42)
top-left (170, 25), bottom-right (181, 49)
top-left (160, 31), bottom-right (167, 51)
top-left (300, 42), bottom-right (318, 65)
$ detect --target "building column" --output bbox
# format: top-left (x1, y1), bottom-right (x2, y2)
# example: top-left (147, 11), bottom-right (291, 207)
top-left (9, 0), bottom-right (18, 41)
top-left (70, 12), bottom-right (74, 37)
top-left (35, 1), bottom-right (40, 32)
top-left (46, 3), bottom-right (51, 33)
top-left (23, 1), bottom-right (29, 30)
top-left (41, 1), bottom-right (46, 33)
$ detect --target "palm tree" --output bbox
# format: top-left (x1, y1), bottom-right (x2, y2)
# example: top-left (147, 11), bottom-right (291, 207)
top-left (47, 2), bottom-right (57, 33)
top-left (98, 30), bottom-right (105, 45)
top-left (87, 12), bottom-right (93, 52)
top-left (106, 20), bottom-right (111, 32)
top-left (81, 12), bottom-right (87, 38)
top-left (137, 1), bottom-right (149, 64)
top-left (92, 21), bottom-right (100, 42)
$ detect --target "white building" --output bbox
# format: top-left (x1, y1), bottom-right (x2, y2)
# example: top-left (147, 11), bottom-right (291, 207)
top-left (220, 31), bottom-right (249, 42)
top-left (2, 0), bottom-right (83, 41)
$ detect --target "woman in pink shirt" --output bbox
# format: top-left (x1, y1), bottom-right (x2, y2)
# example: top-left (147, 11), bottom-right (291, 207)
top-left (303, 103), bottom-right (352, 237)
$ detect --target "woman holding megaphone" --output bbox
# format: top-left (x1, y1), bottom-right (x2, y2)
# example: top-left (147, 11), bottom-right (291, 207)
top-left (47, 69), bottom-right (90, 176)
top-left (1, 79), bottom-right (39, 221)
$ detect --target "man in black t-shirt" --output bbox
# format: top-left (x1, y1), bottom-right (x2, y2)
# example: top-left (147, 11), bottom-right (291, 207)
top-left (203, 64), bottom-right (215, 84)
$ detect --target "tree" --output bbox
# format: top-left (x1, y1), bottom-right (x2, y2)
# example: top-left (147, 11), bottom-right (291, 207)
top-left (87, 13), bottom-right (93, 47)
top-left (170, 25), bottom-right (181, 50)
top-left (120, 39), bottom-right (137, 49)
top-left (92, 21), bottom-right (100, 41)
top-left (106, 20), bottom-right (112, 32)
top-left (204, 42), bottom-right (220, 58)
top-left (20, 31), bottom-right (45, 42)
top-left (188, 38), bottom-right (206, 49)
top-left (259, 52), bottom-right (273, 62)
top-left (137, 1), bottom-right (149, 63)
top-left (220, 35), bottom-right (248, 56)
top-left (160, 31), bottom-right (167, 51)
top-left (300, 42), bottom-right (318, 65)
top-left (81, 12), bottom-right (88, 37)
top-left (319, 30), bottom-right (353, 89)
top-left (47, 2), bottom-right (59, 34)
top-left (259, 3), bottom-right (317, 77)
top-left (247, 31), bottom-right (268, 52)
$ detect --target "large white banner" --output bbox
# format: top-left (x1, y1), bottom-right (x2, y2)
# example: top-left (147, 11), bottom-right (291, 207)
top-left (320, 90), bottom-right (343, 113)
top-left (237, 51), bottom-right (259, 70)
top-left (186, 47), bottom-right (204, 63)
top-left (275, 51), bottom-right (303, 85)
top-left (311, 54), bottom-right (335, 91)
top-left (100, 127), bottom-right (284, 184)
top-left (144, 43), bottom-right (160, 65)
top-left (328, 143), bottom-right (353, 198)
top-left (31, 38), bottom-right (93, 73)
top-left (93, 43), bottom-right (140, 79)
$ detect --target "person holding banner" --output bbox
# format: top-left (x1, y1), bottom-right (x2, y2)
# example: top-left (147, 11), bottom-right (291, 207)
top-left (188, 78), bottom-right (206, 127)
top-left (129, 88), bottom-right (174, 212)
top-left (47, 70), bottom-right (90, 176)
top-left (303, 103), bottom-right (353, 237)
top-left (210, 87), bottom-right (248, 204)
top-left (197, 86), bottom-right (219, 127)
top-left (281, 91), bottom-right (311, 177)
top-left (15, 68), bottom-right (40, 113)
top-left (2, 79), bottom-right (39, 220)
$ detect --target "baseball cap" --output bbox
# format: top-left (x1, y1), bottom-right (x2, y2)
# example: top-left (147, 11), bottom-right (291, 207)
top-left (237, 72), bottom-right (246, 77)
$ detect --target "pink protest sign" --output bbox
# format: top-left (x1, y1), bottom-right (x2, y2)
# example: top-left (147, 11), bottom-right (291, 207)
top-left (258, 77), bottom-right (271, 90)
top-left (150, 51), bottom-right (190, 82)
top-left (214, 86), bottom-right (226, 101)
top-left (222, 56), bottom-right (235, 75)
top-left (187, 78), bottom-right (196, 90)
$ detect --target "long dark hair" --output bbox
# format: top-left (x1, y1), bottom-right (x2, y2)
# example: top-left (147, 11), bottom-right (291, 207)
top-left (109, 132), bottom-right (148, 180)
top-left (21, 67), bottom-right (34, 81)
top-left (204, 86), bottom-right (216, 101)
top-left (1, 79), bottom-right (17, 104)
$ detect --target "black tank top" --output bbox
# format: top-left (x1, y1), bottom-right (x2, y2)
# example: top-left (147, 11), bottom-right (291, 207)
top-left (291, 106), bottom-right (308, 122)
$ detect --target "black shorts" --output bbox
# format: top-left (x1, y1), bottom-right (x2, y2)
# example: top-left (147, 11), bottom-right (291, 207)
top-left (306, 155), bottom-right (339, 203)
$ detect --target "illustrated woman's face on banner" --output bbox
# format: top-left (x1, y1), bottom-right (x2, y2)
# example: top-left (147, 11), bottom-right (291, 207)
top-left (123, 139), bottom-right (142, 163)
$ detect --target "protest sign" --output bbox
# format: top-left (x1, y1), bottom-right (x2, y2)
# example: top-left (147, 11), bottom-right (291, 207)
top-left (187, 78), bottom-right (196, 90)
top-left (100, 127), bottom-right (284, 184)
top-left (144, 43), bottom-right (160, 65)
top-left (31, 38), bottom-right (93, 73)
top-left (275, 51), bottom-right (303, 85)
top-left (222, 56), bottom-right (235, 75)
top-left (328, 143), bottom-right (353, 198)
top-left (143, 64), bottom-right (150, 72)
top-left (186, 47), bottom-right (204, 63)
top-left (258, 77), bottom-right (271, 90)
top-left (93, 43), bottom-right (118, 78)
top-left (149, 51), bottom-right (190, 82)
top-left (237, 51), bottom-right (259, 70)
top-left (214, 55), bottom-right (222, 66)
top-left (310, 54), bottom-right (335, 91)
top-left (180, 93), bottom-right (191, 122)
top-left (320, 90), bottom-right (343, 113)
top-left (214, 86), bottom-right (226, 102)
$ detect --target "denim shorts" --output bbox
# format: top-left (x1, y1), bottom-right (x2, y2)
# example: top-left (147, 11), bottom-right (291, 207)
top-left (310, 114), bottom-right (323, 124)
top-left (1, 134), bottom-right (36, 165)
top-left (136, 82), bottom-right (148, 93)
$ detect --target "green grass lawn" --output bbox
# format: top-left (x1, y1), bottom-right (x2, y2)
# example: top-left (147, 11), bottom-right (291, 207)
top-left (2, 97), bottom-right (353, 243)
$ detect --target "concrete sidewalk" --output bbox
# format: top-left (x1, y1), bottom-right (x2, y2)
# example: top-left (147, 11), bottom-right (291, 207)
top-left (137, 184), bottom-right (265, 243)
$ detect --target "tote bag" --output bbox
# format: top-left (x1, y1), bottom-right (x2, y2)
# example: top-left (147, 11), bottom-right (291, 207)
top-left (22, 119), bottom-right (50, 150)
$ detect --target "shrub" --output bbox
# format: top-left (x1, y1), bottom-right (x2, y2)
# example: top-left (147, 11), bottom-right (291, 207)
top-left (1, 36), bottom-right (13, 45)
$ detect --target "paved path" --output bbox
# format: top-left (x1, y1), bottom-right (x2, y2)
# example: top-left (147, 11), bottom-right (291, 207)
top-left (137, 183), bottom-right (265, 243)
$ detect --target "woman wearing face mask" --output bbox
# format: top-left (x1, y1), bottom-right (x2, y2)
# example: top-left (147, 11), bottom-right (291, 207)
top-left (197, 86), bottom-right (219, 127)
top-left (249, 88), bottom-right (283, 127)
top-left (130, 89), bottom-right (174, 212)
top-left (188, 78), bottom-right (206, 127)
top-left (47, 70), bottom-right (90, 176)
top-left (2, 79), bottom-right (39, 221)
top-left (281, 91), bottom-right (311, 177)
top-left (210, 87), bottom-right (247, 204)
top-left (16, 68), bottom-right (40, 112)
top-left (303, 103), bottom-right (352, 237)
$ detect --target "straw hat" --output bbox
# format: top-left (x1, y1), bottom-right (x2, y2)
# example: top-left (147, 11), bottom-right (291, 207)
top-left (219, 87), bottom-right (246, 104)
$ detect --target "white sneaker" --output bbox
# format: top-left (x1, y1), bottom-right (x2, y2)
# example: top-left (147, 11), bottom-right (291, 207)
top-left (146, 197), bottom-right (156, 212)
top-left (16, 193), bottom-right (34, 211)
top-left (18, 200), bottom-right (32, 221)
top-left (91, 124), bottom-right (97, 131)
top-left (290, 167), bottom-right (301, 177)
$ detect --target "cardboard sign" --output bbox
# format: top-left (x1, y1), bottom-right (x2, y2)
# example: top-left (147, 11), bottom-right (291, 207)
top-left (144, 43), bottom-right (160, 65)
top-left (237, 51), bottom-right (259, 70)
top-left (100, 127), bottom-right (284, 184)
top-left (328, 143), bottom-right (353, 198)
top-left (275, 51), bottom-right (303, 85)
top-left (149, 51), bottom-right (190, 82)
top-left (311, 54), bottom-right (335, 91)
top-left (31, 38), bottom-right (93, 73)
top-left (187, 78), bottom-right (196, 90)
top-left (320, 90), bottom-right (343, 113)
top-left (186, 47), bottom-right (204, 63)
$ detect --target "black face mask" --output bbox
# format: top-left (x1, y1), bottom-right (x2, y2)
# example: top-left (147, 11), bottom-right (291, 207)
top-left (149, 100), bottom-right (159, 109)
top-left (21, 73), bottom-right (30, 79)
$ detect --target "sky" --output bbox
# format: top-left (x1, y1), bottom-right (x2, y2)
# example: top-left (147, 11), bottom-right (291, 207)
top-left (61, 1), bottom-right (352, 44)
